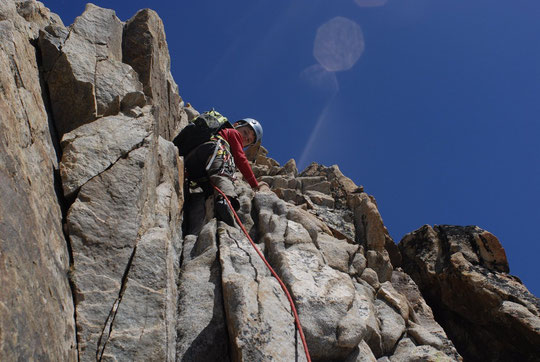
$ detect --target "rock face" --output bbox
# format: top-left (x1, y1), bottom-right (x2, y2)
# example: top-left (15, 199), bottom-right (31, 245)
top-left (42, 3), bottom-right (188, 360)
top-left (38, 4), bottom-right (186, 139)
top-left (0, 1), bottom-right (76, 360)
top-left (399, 225), bottom-right (540, 362)
top-left (123, 8), bottom-right (184, 140)
top-left (2, 1), bottom-right (187, 361)
top-left (249, 160), bottom-right (461, 361)
top-left (1, 1), bottom-right (538, 361)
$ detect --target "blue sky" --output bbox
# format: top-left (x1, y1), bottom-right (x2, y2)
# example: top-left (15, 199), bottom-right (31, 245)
top-left (44, 0), bottom-right (539, 296)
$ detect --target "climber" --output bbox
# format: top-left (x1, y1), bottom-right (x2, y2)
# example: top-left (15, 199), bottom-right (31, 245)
top-left (182, 114), bottom-right (269, 227)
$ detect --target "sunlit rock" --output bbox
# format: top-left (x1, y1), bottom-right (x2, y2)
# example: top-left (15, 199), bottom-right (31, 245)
top-left (2, 2), bottom-right (537, 361)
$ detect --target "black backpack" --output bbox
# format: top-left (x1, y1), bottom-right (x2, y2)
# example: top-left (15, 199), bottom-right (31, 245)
top-left (173, 110), bottom-right (233, 156)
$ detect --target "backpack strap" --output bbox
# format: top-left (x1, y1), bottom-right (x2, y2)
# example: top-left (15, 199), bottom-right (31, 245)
top-left (205, 138), bottom-right (222, 172)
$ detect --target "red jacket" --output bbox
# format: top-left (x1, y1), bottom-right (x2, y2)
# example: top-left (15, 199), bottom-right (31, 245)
top-left (218, 128), bottom-right (258, 188)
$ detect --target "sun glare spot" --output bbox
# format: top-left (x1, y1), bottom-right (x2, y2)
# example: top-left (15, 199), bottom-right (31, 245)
top-left (300, 64), bottom-right (339, 95)
top-left (298, 101), bottom-right (333, 170)
top-left (313, 17), bottom-right (365, 72)
top-left (354, 0), bottom-right (388, 7)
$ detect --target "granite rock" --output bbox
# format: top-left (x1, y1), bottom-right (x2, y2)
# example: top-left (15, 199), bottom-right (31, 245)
top-left (2, 2), bottom-right (536, 361)
top-left (123, 8), bottom-right (188, 140)
top-left (38, 4), bottom-right (144, 136)
top-left (0, 2), bottom-right (76, 360)
top-left (400, 225), bottom-right (540, 362)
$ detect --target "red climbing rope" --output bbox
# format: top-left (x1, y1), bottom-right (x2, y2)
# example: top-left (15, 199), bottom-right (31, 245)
top-left (212, 184), bottom-right (312, 362)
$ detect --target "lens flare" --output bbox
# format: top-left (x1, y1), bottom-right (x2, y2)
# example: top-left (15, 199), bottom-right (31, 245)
top-left (313, 16), bottom-right (365, 72)
top-left (300, 64), bottom-right (339, 95)
top-left (354, 0), bottom-right (388, 7)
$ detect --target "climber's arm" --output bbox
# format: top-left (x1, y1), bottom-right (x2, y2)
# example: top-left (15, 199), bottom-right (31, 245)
top-left (222, 129), bottom-right (259, 189)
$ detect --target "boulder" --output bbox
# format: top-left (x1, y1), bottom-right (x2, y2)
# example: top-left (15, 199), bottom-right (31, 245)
top-left (400, 225), bottom-right (540, 362)
top-left (391, 270), bottom-right (461, 360)
top-left (391, 338), bottom-right (455, 362)
top-left (375, 299), bottom-right (406, 355)
top-left (277, 158), bottom-right (298, 176)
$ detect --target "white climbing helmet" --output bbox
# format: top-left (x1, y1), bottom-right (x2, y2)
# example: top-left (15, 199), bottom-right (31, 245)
top-left (235, 118), bottom-right (263, 144)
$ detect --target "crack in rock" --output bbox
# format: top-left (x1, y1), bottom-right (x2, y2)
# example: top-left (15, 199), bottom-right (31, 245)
top-left (64, 136), bottom-right (149, 198)
top-left (95, 244), bottom-right (138, 361)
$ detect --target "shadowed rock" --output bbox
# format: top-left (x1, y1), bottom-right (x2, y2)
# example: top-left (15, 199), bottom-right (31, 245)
top-left (400, 225), bottom-right (540, 362)
top-left (0, 1), bottom-right (76, 360)
top-left (176, 220), bottom-right (231, 362)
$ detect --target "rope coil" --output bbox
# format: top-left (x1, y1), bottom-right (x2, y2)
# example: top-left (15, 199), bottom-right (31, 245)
top-left (212, 184), bottom-right (312, 362)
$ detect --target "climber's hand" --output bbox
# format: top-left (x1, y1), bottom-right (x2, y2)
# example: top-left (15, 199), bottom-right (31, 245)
top-left (256, 181), bottom-right (271, 193)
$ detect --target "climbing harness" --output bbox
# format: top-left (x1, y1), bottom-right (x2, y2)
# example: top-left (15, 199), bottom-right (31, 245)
top-left (212, 184), bottom-right (312, 362)
top-left (205, 135), bottom-right (235, 176)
